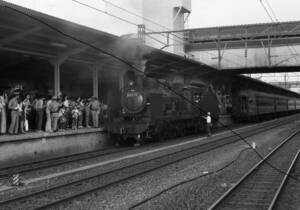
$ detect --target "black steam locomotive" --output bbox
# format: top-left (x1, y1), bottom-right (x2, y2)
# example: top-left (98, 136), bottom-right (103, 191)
top-left (108, 71), bottom-right (219, 144)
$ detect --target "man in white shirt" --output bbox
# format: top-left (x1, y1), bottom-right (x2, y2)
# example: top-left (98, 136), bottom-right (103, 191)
top-left (204, 112), bottom-right (212, 136)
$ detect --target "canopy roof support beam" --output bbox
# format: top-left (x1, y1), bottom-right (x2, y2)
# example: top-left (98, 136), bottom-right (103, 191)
top-left (0, 47), bottom-right (93, 64)
top-left (0, 27), bottom-right (40, 46)
top-left (56, 45), bottom-right (91, 63)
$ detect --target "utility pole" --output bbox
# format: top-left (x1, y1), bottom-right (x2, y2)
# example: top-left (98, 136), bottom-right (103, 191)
top-left (284, 73), bottom-right (287, 89)
top-left (217, 28), bottom-right (222, 70)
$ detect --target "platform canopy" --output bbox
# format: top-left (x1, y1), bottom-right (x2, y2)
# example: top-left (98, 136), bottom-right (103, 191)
top-left (234, 74), bottom-right (300, 98)
top-left (0, 0), bottom-right (217, 77)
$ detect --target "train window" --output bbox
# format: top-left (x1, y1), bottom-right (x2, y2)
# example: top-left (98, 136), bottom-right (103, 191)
top-left (240, 96), bottom-right (248, 113)
top-left (163, 103), bottom-right (173, 115)
top-left (193, 93), bottom-right (202, 103)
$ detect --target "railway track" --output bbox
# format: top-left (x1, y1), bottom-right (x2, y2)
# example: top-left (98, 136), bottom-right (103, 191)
top-left (0, 119), bottom-right (296, 209)
top-left (208, 131), bottom-right (300, 210)
top-left (271, 150), bottom-right (300, 210)
top-left (0, 147), bottom-right (132, 178)
top-left (0, 117), bottom-right (289, 180)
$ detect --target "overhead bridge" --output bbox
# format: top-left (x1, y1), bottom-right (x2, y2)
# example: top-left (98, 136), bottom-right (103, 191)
top-left (183, 21), bottom-right (300, 72)
top-left (147, 21), bottom-right (300, 73)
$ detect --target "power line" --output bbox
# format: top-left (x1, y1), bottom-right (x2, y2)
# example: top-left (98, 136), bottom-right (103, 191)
top-left (259, 0), bottom-right (275, 22)
top-left (74, 0), bottom-right (244, 67)
top-left (258, 0), bottom-right (300, 86)
top-left (71, 0), bottom-right (174, 48)
top-left (259, 0), bottom-right (300, 63)
top-left (129, 147), bottom-right (252, 209)
top-left (1, 0), bottom-right (300, 194)
top-left (101, 0), bottom-right (192, 50)
top-left (100, 0), bottom-right (186, 41)
top-left (96, 0), bottom-right (300, 70)
top-left (73, 0), bottom-right (245, 67)
top-left (264, 0), bottom-right (279, 22)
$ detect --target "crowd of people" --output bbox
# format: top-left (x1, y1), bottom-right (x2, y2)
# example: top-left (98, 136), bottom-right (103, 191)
top-left (0, 90), bottom-right (109, 135)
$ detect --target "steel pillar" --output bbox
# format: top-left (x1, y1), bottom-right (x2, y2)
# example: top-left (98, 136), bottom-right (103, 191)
top-left (217, 29), bottom-right (222, 69)
top-left (268, 34), bottom-right (272, 67)
top-left (53, 61), bottom-right (61, 97)
top-left (92, 67), bottom-right (99, 98)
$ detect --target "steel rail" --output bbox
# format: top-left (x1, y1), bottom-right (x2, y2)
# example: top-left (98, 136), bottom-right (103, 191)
top-left (0, 116), bottom-right (290, 179)
top-left (268, 149), bottom-right (300, 210)
top-left (208, 130), bottom-right (300, 210)
top-left (0, 147), bottom-right (133, 178)
top-left (0, 120), bottom-right (290, 209)
top-left (0, 139), bottom-right (239, 208)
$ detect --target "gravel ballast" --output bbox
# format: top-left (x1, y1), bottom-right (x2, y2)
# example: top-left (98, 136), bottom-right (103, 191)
top-left (1, 117), bottom-right (300, 210)
top-left (56, 121), bottom-right (300, 210)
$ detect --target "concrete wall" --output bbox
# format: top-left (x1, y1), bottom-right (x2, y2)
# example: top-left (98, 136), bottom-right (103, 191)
top-left (0, 129), bottom-right (111, 168)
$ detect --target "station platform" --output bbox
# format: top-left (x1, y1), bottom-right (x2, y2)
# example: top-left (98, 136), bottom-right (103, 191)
top-left (0, 128), bottom-right (111, 169)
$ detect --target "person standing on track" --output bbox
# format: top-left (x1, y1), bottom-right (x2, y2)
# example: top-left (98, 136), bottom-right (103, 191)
top-left (203, 112), bottom-right (212, 136)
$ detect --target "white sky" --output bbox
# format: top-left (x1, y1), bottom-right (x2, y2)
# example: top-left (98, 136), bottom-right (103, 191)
top-left (189, 0), bottom-right (300, 28)
top-left (4, 0), bottom-right (300, 35)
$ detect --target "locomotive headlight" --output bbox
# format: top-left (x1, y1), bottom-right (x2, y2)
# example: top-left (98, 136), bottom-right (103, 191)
top-left (123, 90), bottom-right (145, 113)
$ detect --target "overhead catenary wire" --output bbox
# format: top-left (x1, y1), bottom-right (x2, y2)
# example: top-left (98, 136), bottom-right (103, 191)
top-left (89, 0), bottom-right (300, 69)
top-left (72, 0), bottom-right (245, 69)
top-left (100, 0), bottom-right (191, 51)
top-left (258, 0), bottom-right (300, 88)
top-left (259, 0), bottom-right (276, 22)
top-left (65, 2), bottom-right (298, 183)
top-left (70, 0), bottom-right (170, 47)
top-left (1, 0), bottom-right (300, 199)
top-left (259, 0), bottom-right (300, 63)
top-left (100, 0), bottom-right (186, 41)
top-left (73, 0), bottom-right (187, 47)
top-left (3, 0), bottom-right (300, 184)
top-left (264, 0), bottom-right (279, 22)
